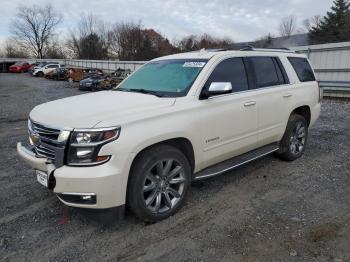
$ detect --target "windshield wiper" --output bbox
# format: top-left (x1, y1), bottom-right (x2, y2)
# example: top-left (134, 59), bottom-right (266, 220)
top-left (118, 88), bottom-right (166, 97)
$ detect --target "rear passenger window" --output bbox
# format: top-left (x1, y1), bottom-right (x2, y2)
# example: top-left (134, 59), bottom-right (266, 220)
top-left (288, 57), bottom-right (316, 82)
top-left (250, 57), bottom-right (286, 88)
top-left (205, 57), bottom-right (248, 93)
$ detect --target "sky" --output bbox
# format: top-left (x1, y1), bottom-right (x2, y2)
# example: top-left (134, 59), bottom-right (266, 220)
top-left (0, 0), bottom-right (333, 46)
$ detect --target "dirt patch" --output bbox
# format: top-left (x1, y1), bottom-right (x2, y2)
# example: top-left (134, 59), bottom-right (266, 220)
top-left (308, 222), bottom-right (341, 242)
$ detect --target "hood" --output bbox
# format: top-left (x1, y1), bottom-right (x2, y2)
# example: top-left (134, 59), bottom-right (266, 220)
top-left (30, 91), bottom-right (176, 129)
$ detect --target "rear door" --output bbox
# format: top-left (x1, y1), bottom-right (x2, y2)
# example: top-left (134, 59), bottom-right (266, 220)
top-left (247, 56), bottom-right (294, 147)
top-left (199, 57), bottom-right (258, 166)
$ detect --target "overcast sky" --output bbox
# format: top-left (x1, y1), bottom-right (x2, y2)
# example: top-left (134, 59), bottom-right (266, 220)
top-left (0, 0), bottom-right (333, 45)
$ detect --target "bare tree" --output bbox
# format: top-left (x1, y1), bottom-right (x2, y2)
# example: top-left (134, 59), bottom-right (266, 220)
top-left (45, 37), bottom-right (67, 59)
top-left (174, 34), bottom-right (233, 52)
top-left (303, 15), bottom-right (322, 32)
top-left (66, 14), bottom-right (109, 59)
top-left (11, 4), bottom-right (62, 58)
top-left (4, 38), bottom-right (27, 58)
top-left (279, 15), bottom-right (297, 37)
top-left (108, 22), bottom-right (144, 60)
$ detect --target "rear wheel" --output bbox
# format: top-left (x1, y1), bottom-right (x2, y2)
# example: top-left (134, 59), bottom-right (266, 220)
top-left (276, 114), bottom-right (308, 161)
top-left (37, 71), bottom-right (44, 77)
top-left (127, 145), bottom-right (191, 222)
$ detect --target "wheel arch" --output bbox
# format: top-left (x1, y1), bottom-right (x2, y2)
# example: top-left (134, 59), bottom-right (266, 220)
top-left (290, 105), bottom-right (311, 126)
top-left (129, 137), bottom-right (195, 175)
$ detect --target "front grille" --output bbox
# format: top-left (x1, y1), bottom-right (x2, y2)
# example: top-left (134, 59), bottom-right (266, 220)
top-left (29, 120), bottom-right (67, 167)
top-left (32, 122), bottom-right (60, 141)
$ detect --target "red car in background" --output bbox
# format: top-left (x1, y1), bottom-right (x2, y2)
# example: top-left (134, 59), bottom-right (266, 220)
top-left (9, 62), bottom-right (31, 73)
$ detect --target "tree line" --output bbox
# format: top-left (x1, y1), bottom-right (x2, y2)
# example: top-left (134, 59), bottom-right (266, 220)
top-left (1, 6), bottom-right (233, 60)
top-left (1, 0), bottom-right (350, 59)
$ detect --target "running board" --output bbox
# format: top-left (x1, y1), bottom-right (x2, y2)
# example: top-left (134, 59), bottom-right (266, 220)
top-left (194, 143), bottom-right (279, 180)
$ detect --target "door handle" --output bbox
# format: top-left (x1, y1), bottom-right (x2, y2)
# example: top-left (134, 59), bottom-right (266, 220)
top-left (244, 101), bottom-right (256, 107)
top-left (283, 93), bottom-right (292, 98)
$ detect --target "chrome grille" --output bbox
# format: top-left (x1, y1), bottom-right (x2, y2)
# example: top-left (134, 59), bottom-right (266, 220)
top-left (29, 120), bottom-right (66, 166)
top-left (32, 122), bottom-right (60, 141)
top-left (35, 144), bottom-right (56, 160)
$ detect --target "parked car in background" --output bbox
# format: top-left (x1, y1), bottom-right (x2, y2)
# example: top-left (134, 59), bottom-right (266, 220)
top-left (67, 68), bottom-right (104, 82)
top-left (86, 68), bottom-right (104, 77)
top-left (46, 68), bottom-right (70, 81)
top-left (29, 62), bottom-right (49, 75)
top-left (9, 62), bottom-right (31, 73)
top-left (33, 64), bottom-right (62, 77)
top-left (66, 68), bottom-right (85, 82)
top-left (79, 74), bottom-right (104, 91)
top-left (79, 69), bottom-right (131, 91)
top-left (29, 62), bottom-right (59, 75)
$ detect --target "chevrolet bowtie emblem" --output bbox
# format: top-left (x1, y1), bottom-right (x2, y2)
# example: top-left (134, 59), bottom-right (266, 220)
top-left (30, 133), bottom-right (40, 145)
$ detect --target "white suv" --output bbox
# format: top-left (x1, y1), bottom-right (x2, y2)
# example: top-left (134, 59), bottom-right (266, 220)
top-left (17, 48), bottom-right (321, 222)
top-left (33, 63), bottom-right (62, 77)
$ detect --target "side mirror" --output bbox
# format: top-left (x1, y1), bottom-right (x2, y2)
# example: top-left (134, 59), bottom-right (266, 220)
top-left (202, 82), bottom-right (232, 98)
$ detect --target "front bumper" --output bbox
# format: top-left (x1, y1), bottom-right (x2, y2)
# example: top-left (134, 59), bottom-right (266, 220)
top-left (17, 143), bottom-right (55, 172)
top-left (17, 142), bottom-right (135, 209)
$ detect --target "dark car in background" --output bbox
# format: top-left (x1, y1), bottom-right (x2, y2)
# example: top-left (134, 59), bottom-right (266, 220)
top-left (78, 68), bottom-right (131, 91)
top-left (79, 74), bottom-right (104, 91)
top-left (9, 62), bottom-right (31, 73)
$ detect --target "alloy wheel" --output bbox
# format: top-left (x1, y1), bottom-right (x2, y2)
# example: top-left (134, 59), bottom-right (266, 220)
top-left (289, 121), bottom-right (306, 155)
top-left (142, 159), bottom-right (186, 214)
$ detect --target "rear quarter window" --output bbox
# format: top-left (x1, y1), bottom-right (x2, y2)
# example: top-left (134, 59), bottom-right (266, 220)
top-left (250, 57), bottom-right (287, 88)
top-left (288, 57), bottom-right (316, 82)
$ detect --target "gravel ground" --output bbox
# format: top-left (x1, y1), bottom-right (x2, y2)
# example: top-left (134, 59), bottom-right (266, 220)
top-left (0, 73), bottom-right (349, 262)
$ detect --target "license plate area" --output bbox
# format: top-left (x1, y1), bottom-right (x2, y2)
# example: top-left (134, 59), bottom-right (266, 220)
top-left (36, 170), bottom-right (48, 187)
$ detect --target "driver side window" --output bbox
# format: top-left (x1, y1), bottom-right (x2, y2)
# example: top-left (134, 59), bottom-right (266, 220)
top-left (205, 57), bottom-right (249, 94)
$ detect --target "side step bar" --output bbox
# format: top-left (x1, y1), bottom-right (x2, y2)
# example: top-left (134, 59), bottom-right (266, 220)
top-left (194, 143), bottom-right (279, 180)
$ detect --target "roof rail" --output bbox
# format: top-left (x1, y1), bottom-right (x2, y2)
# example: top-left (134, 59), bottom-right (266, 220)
top-left (193, 46), bottom-right (295, 53)
top-left (247, 47), bottom-right (295, 53)
top-left (204, 45), bottom-right (295, 53)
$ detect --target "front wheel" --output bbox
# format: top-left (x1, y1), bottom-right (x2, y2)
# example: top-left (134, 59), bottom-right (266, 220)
top-left (127, 145), bottom-right (191, 222)
top-left (276, 114), bottom-right (308, 161)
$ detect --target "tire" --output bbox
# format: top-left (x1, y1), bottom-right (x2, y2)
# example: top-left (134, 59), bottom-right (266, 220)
top-left (127, 145), bottom-right (191, 222)
top-left (276, 114), bottom-right (308, 161)
top-left (37, 71), bottom-right (44, 77)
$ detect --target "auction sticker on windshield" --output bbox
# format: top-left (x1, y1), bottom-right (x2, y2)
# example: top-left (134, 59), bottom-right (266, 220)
top-left (183, 62), bottom-right (206, 68)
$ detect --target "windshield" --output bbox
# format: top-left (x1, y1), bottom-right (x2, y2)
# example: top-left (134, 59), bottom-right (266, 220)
top-left (116, 59), bottom-right (207, 97)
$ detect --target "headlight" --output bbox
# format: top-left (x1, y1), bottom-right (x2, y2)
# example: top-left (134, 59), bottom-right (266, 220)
top-left (67, 127), bottom-right (120, 166)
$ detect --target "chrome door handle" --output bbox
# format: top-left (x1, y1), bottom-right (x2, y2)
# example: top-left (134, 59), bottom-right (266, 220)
top-left (283, 93), bottom-right (292, 98)
top-left (244, 101), bottom-right (256, 107)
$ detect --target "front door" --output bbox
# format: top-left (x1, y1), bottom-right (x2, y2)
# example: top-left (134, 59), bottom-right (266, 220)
top-left (198, 57), bottom-right (258, 167)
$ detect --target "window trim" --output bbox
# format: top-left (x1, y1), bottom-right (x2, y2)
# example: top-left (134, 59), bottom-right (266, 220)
top-left (275, 57), bottom-right (290, 84)
top-left (248, 56), bottom-right (289, 89)
top-left (200, 57), bottom-right (250, 99)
